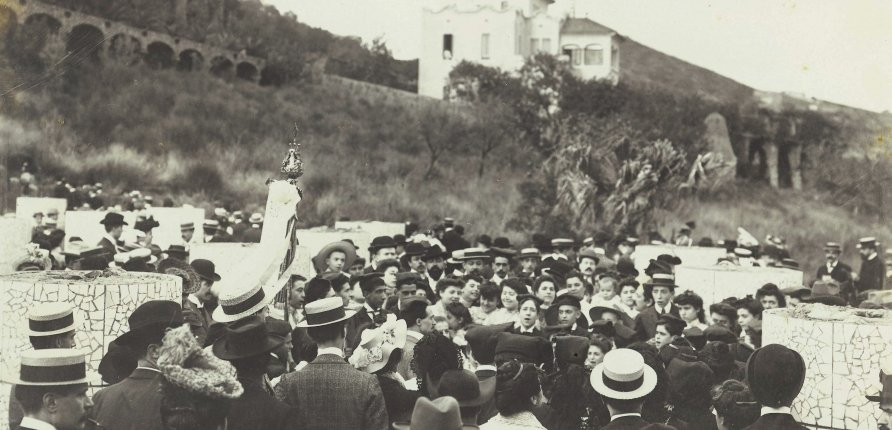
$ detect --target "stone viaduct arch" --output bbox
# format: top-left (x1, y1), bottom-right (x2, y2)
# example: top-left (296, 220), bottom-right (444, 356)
top-left (11, 0), bottom-right (267, 82)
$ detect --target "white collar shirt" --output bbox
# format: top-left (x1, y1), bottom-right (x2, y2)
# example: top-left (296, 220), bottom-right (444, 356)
top-left (19, 417), bottom-right (56, 430)
top-left (761, 406), bottom-right (791, 416)
top-left (610, 413), bottom-right (642, 421)
top-left (188, 294), bottom-right (204, 309)
top-left (317, 347), bottom-right (344, 358)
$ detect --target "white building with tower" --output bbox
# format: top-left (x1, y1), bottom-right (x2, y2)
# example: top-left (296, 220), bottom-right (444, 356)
top-left (418, 0), bottom-right (621, 99)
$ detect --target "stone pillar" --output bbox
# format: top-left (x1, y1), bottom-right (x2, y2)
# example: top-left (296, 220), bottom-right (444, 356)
top-left (764, 140), bottom-right (779, 188)
top-left (788, 142), bottom-right (802, 190)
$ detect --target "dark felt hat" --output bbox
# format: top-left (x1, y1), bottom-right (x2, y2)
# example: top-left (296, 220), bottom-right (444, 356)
top-left (490, 237), bottom-right (517, 258)
top-left (213, 316), bottom-right (285, 360)
top-left (393, 234), bottom-right (407, 246)
top-left (190, 259), bottom-right (221, 282)
top-left (494, 332), bottom-right (551, 366)
top-left (368, 236), bottom-right (397, 252)
top-left (396, 271), bottom-right (422, 286)
top-left (588, 306), bottom-right (622, 323)
top-left (554, 335), bottom-right (590, 368)
top-left (656, 314), bottom-right (686, 334)
top-left (589, 320), bottom-right (616, 338)
top-left (645, 273), bottom-right (678, 290)
top-left (165, 244), bottom-right (189, 258)
top-left (100, 212), bottom-right (128, 227)
top-left (422, 245), bottom-right (447, 261)
top-left (746, 344), bottom-right (806, 408)
top-left (683, 326), bottom-right (706, 350)
top-left (428, 369), bottom-right (496, 408)
top-left (465, 323), bottom-right (511, 365)
top-left (114, 300), bottom-right (183, 347)
top-left (644, 259), bottom-right (674, 277)
top-left (703, 325), bottom-right (737, 344)
top-left (400, 243), bottom-right (427, 267)
top-left (656, 254), bottom-right (682, 266)
top-left (616, 257), bottom-right (639, 278)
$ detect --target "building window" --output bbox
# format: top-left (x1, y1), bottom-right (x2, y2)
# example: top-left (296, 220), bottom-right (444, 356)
top-left (584, 44), bottom-right (603, 65)
top-left (443, 34), bottom-right (453, 59)
top-left (611, 45), bottom-right (619, 68)
top-left (561, 44), bottom-right (581, 65)
top-left (530, 38), bottom-right (539, 54)
top-left (541, 38), bottom-right (551, 53)
top-left (481, 33), bottom-right (490, 59)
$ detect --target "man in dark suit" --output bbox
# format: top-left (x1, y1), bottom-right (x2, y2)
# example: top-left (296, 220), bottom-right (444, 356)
top-left (743, 344), bottom-right (808, 430)
top-left (634, 273), bottom-right (679, 341)
top-left (816, 242), bottom-right (852, 283)
top-left (90, 301), bottom-right (184, 430)
top-left (213, 316), bottom-right (294, 430)
top-left (274, 297), bottom-right (388, 430)
top-left (856, 237), bottom-right (885, 295)
top-left (591, 349), bottom-right (658, 430)
top-left (345, 273), bottom-right (392, 353)
top-left (96, 212), bottom-right (127, 254)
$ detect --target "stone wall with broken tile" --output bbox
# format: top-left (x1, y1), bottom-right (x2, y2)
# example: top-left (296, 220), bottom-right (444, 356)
top-left (675, 265), bottom-right (803, 309)
top-left (0, 271), bottom-right (181, 430)
top-left (763, 305), bottom-right (892, 430)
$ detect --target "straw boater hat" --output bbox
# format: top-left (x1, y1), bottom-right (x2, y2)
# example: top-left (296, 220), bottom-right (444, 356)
top-left (857, 237), bottom-right (878, 249)
top-left (311, 241), bottom-right (357, 274)
top-left (518, 248), bottom-right (541, 260)
top-left (348, 319), bottom-right (407, 373)
top-left (824, 242), bottom-right (842, 252)
top-left (2, 349), bottom-right (89, 386)
top-left (645, 273), bottom-right (678, 290)
top-left (551, 238), bottom-right (575, 248)
top-left (180, 222), bottom-right (195, 232)
top-left (248, 213), bottom-right (264, 224)
top-left (296, 296), bottom-right (356, 328)
top-left (590, 349), bottom-right (657, 400)
top-left (212, 280), bottom-right (282, 323)
top-left (26, 302), bottom-right (80, 337)
top-left (455, 248), bottom-right (491, 262)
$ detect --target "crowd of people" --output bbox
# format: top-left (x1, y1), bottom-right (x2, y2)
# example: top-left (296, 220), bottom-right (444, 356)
top-left (6, 214), bottom-right (892, 430)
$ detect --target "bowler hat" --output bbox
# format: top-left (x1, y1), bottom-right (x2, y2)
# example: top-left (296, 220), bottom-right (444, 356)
top-left (656, 254), bottom-right (682, 266)
top-left (99, 212), bottom-right (128, 227)
top-left (190, 259), bottom-right (221, 282)
top-left (114, 300), bottom-right (184, 347)
top-left (368, 236), bottom-right (397, 252)
top-left (400, 243), bottom-right (426, 267)
top-left (490, 237), bottom-right (516, 258)
top-left (577, 248), bottom-right (600, 264)
top-left (746, 344), bottom-right (805, 408)
top-left (429, 369), bottom-right (495, 408)
top-left (213, 316), bottom-right (284, 360)
top-left (165, 244), bottom-right (189, 258)
top-left (393, 234), bottom-right (407, 246)
top-left (616, 257), bottom-right (639, 278)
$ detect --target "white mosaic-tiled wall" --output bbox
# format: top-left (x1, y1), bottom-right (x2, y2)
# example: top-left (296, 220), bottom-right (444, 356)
top-left (675, 265), bottom-right (803, 309)
top-left (0, 271), bottom-right (181, 430)
top-left (763, 306), bottom-right (892, 430)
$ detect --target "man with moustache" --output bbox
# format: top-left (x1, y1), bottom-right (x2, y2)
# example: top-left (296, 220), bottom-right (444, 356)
top-left (855, 237), bottom-right (884, 296)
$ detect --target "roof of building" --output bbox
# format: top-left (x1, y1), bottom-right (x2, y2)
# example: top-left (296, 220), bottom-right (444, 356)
top-left (561, 18), bottom-right (617, 35)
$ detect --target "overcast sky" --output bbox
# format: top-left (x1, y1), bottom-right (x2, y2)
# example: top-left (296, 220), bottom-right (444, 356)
top-left (264, 0), bottom-right (892, 113)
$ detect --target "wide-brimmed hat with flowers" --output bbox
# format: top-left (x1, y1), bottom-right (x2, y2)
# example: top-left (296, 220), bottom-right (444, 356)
top-left (157, 325), bottom-right (243, 400)
top-left (348, 319), bottom-right (407, 374)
